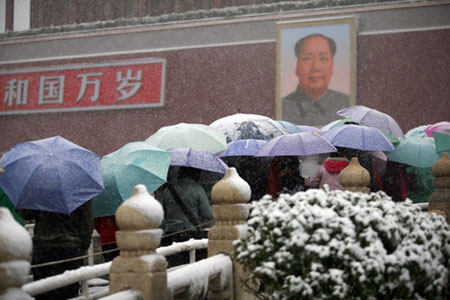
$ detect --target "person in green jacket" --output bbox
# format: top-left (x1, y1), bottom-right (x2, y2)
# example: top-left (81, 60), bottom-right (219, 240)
top-left (159, 166), bottom-right (213, 267)
top-left (406, 166), bottom-right (435, 203)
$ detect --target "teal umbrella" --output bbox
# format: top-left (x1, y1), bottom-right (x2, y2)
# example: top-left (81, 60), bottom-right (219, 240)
top-left (145, 123), bottom-right (227, 154)
top-left (93, 141), bottom-right (172, 218)
top-left (386, 137), bottom-right (440, 168)
top-left (433, 132), bottom-right (450, 154)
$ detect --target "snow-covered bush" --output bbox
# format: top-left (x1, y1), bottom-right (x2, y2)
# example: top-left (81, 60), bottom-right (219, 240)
top-left (233, 187), bottom-right (450, 300)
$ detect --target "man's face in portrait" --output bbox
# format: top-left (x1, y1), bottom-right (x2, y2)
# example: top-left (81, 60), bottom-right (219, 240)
top-left (295, 35), bottom-right (334, 99)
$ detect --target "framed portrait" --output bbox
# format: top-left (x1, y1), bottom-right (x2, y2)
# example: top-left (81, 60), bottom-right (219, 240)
top-left (276, 16), bottom-right (357, 127)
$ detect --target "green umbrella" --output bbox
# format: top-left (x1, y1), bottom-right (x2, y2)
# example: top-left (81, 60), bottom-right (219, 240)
top-left (145, 123), bottom-right (227, 154)
top-left (433, 132), bottom-right (450, 154)
top-left (0, 188), bottom-right (25, 226)
top-left (93, 141), bottom-right (172, 218)
top-left (386, 137), bottom-right (440, 168)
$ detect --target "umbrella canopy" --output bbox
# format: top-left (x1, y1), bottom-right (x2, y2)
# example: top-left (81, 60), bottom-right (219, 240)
top-left (424, 121), bottom-right (450, 137)
top-left (219, 139), bottom-right (268, 157)
top-left (405, 125), bottom-right (429, 138)
top-left (337, 105), bottom-right (404, 137)
top-left (210, 113), bottom-right (287, 143)
top-left (320, 118), bottom-right (361, 132)
top-left (145, 123), bottom-right (227, 154)
top-left (167, 147), bottom-right (228, 173)
top-left (321, 124), bottom-right (395, 151)
top-left (0, 136), bottom-right (104, 214)
top-left (433, 132), bottom-right (450, 154)
top-left (255, 132), bottom-right (337, 157)
top-left (93, 141), bottom-right (172, 218)
top-left (296, 125), bottom-right (321, 133)
top-left (277, 120), bottom-right (302, 133)
top-left (386, 137), bottom-right (440, 168)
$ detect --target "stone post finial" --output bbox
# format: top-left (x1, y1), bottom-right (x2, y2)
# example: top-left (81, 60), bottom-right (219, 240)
top-left (208, 168), bottom-right (257, 299)
top-left (0, 208), bottom-right (33, 299)
top-left (339, 157), bottom-right (371, 193)
top-left (109, 184), bottom-right (168, 300)
top-left (428, 152), bottom-right (450, 223)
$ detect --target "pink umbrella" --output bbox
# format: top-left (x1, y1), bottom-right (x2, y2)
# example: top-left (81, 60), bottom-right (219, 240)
top-left (424, 121), bottom-right (450, 137)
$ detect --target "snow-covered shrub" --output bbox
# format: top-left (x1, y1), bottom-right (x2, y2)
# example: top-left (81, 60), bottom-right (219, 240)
top-left (233, 187), bottom-right (450, 300)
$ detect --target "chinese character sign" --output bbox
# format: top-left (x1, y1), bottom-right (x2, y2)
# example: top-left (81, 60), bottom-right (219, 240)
top-left (0, 58), bottom-right (165, 114)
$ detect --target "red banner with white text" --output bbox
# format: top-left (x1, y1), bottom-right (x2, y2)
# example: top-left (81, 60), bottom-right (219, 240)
top-left (0, 58), bottom-right (165, 114)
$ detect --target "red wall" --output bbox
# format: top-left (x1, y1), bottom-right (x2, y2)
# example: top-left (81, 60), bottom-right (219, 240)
top-left (357, 29), bottom-right (450, 131)
top-left (0, 43), bottom-right (276, 156)
top-left (1, 29), bottom-right (449, 156)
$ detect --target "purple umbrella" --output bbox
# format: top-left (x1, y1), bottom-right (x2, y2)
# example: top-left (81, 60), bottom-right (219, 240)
top-left (321, 124), bottom-right (395, 151)
top-left (255, 132), bottom-right (337, 157)
top-left (337, 105), bottom-right (404, 137)
top-left (296, 125), bottom-right (321, 133)
top-left (167, 147), bottom-right (228, 173)
top-left (219, 139), bottom-right (268, 157)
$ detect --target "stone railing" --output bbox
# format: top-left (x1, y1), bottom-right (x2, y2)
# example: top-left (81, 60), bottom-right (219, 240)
top-left (106, 166), bottom-right (257, 300)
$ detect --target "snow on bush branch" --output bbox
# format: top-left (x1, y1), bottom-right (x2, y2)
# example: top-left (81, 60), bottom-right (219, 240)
top-left (233, 187), bottom-right (450, 300)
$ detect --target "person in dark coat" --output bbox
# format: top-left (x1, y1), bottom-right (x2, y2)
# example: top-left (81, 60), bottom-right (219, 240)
top-left (381, 161), bottom-right (417, 202)
top-left (22, 200), bottom-right (94, 300)
top-left (267, 156), bottom-right (305, 198)
top-left (159, 167), bottom-right (213, 267)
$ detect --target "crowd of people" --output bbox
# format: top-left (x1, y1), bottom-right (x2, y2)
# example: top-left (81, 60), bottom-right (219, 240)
top-left (0, 144), bottom-right (435, 298)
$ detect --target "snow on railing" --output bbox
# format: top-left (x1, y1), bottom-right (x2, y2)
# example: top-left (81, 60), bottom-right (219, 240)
top-left (167, 254), bottom-right (233, 299)
top-left (23, 239), bottom-right (209, 298)
top-left (97, 289), bottom-right (142, 300)
top-left (23, 262), bottom-right (112, 297)
top-left (413, 202), bottom-right (428, 211)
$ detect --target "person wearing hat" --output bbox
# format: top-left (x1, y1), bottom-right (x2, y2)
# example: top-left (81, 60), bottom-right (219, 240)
top-left (282, 33), bottom-right (349, 126)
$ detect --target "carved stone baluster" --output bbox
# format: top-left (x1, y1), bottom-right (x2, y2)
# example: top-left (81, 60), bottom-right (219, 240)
top-left (339, 157), bottom-right (371, 193)
top-left (109, 184), bottom-right (168, 300)
top-left (208, 167), bottom-right (258, 300)
top-left (428, 152), bottom-right (450, 223)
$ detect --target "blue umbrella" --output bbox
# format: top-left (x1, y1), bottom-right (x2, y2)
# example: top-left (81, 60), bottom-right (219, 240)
top-left (219, 139), bottom-right (268, 157)
top-left (168, 148), bottom-right (228, 173)
top-left (321, 124), bottom-right (395, 151)
top-left (277, 121), bottom-right (302, 134)
top-left (0, 136), bottom-right (104, 214)
top-left (94, 141), bottom-right (172, 218)
top-left (255, 132), bottom-right (337, 157)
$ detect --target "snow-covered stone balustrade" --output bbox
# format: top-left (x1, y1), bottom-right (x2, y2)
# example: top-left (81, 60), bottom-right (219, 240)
top-left (107, 168), bottom-right (257, 300)
top-left (0, 208), bottom-right (33, 300)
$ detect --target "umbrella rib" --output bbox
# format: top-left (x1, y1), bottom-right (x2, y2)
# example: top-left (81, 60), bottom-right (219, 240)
top-left (56, 166), bottom-right (71, 214)
top-left (15, 163), bottom-right (43, 209)
top-left (126, 164), bottom-right (168, 183)
top-left (65, 161), bottom-right (105, 191)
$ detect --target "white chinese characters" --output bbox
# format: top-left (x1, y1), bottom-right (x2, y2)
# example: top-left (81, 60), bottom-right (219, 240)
top-left (2, 69), bottom-right (144, 107)
top-left (3, 79), bottom-right (29, 107)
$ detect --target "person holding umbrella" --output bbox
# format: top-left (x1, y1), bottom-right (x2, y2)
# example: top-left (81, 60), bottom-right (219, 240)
top-left (305, 152), bottom-right (349, 191)
top-left (0, 136), bottom-right (105, 299)
top-left (159, 166), bottom-right (214, 267)
top-left (21, 201), bottom-right (94, 299)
